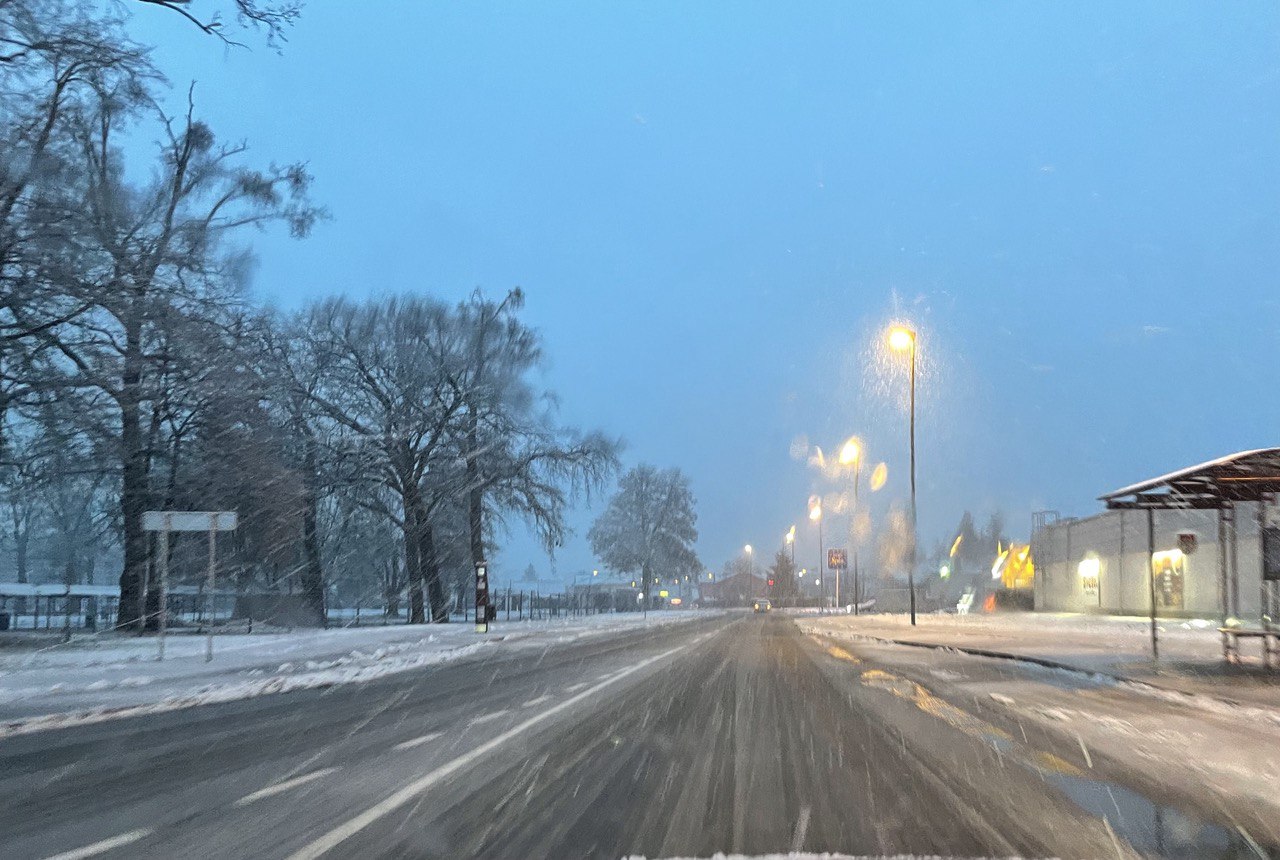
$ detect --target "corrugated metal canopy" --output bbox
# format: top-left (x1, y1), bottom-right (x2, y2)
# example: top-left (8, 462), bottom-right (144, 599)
top-left (1100, 448), bottom-right (1280, 509)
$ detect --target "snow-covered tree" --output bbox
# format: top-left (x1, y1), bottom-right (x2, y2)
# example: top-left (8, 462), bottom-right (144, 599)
top-left (588, 465), bottom-right (699, 609)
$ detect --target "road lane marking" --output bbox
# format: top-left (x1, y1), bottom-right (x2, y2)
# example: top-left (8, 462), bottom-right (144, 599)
top-left (564, 682), bottom-right (588, 693)
top-left (790, 805), bottom-right (811, 852)
top-left (522, 694), bottom-right (552, 707)
top-left (393, 731), bottom-right (443, 751)
top-left (234, 768), bottom-right (340, 807)
top-left (41, 829), bottom-right (153, 860)
top-left (860, 668), bottom-right (1010, 741)
top-left (826, 644), bottom-right (860, 663)
top-left (285, 640), bottom-right (695, 860)
top-left (468, 709), bottom-right (509, 726)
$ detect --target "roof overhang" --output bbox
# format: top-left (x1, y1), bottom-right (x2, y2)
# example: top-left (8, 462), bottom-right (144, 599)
top-left (1100, 448), bottom-right (1280, 511)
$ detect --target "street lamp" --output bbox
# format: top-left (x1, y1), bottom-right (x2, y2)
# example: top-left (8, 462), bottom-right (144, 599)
top-left (888, 325), bottom-right (918, 626)
top-left (840, 435), bottom-right (863, 615)
top-left (809, 498), bottom-right (824, 610)
top-left (785, 525), bottom-right (796, 565)
top-left (744, 544), bottom-right (756, 599)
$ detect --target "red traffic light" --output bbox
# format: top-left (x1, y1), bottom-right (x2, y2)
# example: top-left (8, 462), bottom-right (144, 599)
top-left (767, 578), bottom-right (775, 587)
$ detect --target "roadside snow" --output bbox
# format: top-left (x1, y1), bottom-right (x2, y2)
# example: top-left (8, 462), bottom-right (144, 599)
top-left (0, 611), bottom-right (718, 735)
top-left (800, 611), bottom-right (1280, 708)
top-left (801, 616), bottom-right (1280, 844)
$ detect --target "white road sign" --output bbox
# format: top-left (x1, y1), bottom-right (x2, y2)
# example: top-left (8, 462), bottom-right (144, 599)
top-left (143, 511), bottom-right (238, 532)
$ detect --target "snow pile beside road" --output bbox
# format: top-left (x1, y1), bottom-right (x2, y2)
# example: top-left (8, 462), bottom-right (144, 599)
top-left (626, 854), bottom-right (1026, 859)
top-left (0, 610), bottom-right (719, 735)
top-left (801, 610), bottom-right (1280, 710)
top-left (0, 638), bottom-right (495, 739)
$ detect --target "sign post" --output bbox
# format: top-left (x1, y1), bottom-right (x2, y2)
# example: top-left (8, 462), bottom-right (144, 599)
top-left (157, 514), bottom-right (170, 660)
top-left (827, 548), bottom-right (848, 609)
top-left (475, 561), bottom-right (490, 633)
top-left (143, 511), bottom-right (238, 662)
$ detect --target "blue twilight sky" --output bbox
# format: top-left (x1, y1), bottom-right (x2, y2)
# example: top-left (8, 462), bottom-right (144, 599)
top-left (130, 1), bottom-right (1280, 583)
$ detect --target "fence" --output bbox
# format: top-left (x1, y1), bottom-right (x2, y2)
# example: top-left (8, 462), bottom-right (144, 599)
top-left (0, 585), bottom-right (238, 633)
top-left (0, 584), bottom-right (648, 635)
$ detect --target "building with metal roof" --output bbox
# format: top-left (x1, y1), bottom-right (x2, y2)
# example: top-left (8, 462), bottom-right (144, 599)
top-left (1033, 449), bottom-right (1280, 622)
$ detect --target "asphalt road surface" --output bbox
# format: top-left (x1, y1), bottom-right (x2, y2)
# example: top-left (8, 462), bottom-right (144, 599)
top-left (0, 613), bottom-right (1273, 859)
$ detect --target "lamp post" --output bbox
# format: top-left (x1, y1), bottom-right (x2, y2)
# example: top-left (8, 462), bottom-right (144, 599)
top-left (839, 437), bottom-right (863, 614)
top-left (744, 544), bottom-right (755, 599)
top-left (889, 325), bottom-right (918, 626)
top-left (809, 499), bottom-right (824, 610)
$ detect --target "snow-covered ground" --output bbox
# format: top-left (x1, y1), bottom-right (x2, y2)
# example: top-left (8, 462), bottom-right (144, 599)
top-left (0, 611), bottom-right (718, 735)
top-left (800, 613), bottom-right (1280, 844)
top-left (800, 610), bottom-right (1280, 707)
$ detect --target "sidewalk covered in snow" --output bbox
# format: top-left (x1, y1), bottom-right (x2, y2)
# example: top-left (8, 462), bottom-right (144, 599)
top-left (802, 611), bottom-right (1280, 709)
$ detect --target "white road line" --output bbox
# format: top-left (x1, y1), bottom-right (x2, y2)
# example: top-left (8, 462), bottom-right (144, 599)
top-left (521, 694), bottom-right (552, 708)
top-left (40, 829), bottom-right (153, 860)
top-left (791, 805), bottom-right (812, 852)
top-left (285, 641), bottom-right (694, 860)
top-left (234, 768), bottom-right (340, 807)
top-left (393, 731), bottom-right (443, 751)
top-left (468, 709), bottom-right (509, 726)
top-left (564, 682), bottom-right (588, 693)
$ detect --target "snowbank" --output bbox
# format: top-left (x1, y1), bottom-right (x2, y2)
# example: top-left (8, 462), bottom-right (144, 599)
top-left (801, 611), bottom-right (1280, 708)
top-left (0, 610), bottom-right (717, 735)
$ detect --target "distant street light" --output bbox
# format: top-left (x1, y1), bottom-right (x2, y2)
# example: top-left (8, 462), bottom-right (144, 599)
top-left (840, 435), bottom-right (864, 615)
top-left (809, 497), bottom-right (824, 610)
top-left (888, 325), bottom-right (918, 626)
top-left (785, 525), bottom-right (796, 565)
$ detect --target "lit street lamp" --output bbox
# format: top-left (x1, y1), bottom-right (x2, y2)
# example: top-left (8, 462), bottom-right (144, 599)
top-left (889, 325), bottom-right (918, 626)
top-left (839, 436), bottom-right (863, 614)
top-left (744, 544), bottom-right (756, 599)
top-left (785, 525), bottom-right (796, 565)
top-left (809, 498), bottom-right (824, 610)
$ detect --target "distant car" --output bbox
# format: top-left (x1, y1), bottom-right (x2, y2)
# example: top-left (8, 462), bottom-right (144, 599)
top-left (752, 599), bottom-right (772, 613)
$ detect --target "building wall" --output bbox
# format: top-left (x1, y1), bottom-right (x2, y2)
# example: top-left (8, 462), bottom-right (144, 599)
top-left (1032, 502), bottom-right (1266, 620)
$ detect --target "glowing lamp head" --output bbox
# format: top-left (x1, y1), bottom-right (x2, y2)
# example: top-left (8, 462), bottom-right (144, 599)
top-left (744, 544), bottom-right (752, 555)
top-left (888, 326), bottom-right (915, 352)
top-left (785, 525), bottom-right (796, 544)
top-left (838, 437), bottom-right (862, 466)
top-left (808, 505), bottom-right (822, 522)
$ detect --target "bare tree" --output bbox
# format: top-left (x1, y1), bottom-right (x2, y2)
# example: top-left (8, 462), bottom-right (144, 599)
top-left (131, 1), bottom-right (303, 47)
top-left (14, 80), bottom-right (318, 627)
top-left (305, 296), bottom-right (466, 624)
top-left (0, 1), bottom-right (155, 458)
top-left (449, 290), bottom-right (620, 584)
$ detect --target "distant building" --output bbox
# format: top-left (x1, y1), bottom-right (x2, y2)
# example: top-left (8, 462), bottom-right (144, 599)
top-left (1034, 449), bottom-right (1280, 621)
top-left (701, 571), bottom-right (767, 607)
